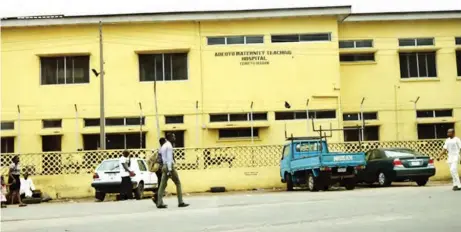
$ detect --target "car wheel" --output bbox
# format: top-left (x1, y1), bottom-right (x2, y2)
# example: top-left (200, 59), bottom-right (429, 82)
top-left (286, 173), bottom-right (294, 191)
top-left (344, 178), bottom-right (357, 190)
top-left (307, 173), bottom-right (319, 192)
top-left (416, 178), bottom-right (429, 186)
top-left (134, 182), bottom-right (144, 200)
top-left (378, 172), bottom-right (391, 187)
top-left (95, 191), bottom-right (106, 202)
top-left (323, 185), bottom-right (330, 191)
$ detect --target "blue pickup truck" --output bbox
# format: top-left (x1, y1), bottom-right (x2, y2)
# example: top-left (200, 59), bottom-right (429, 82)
top-left (280, 137), bottom-right (366, 191)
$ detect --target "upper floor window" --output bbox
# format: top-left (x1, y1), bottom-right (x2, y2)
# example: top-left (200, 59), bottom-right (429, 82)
top-left (455, 37), bottom-right (461, 45)
top-left (398, 38), bottom-right (434, 47)
top-left (40, 56), bottom-right (90, 85)
top-left (339, 40), bottom-right (373, 48)
top-left (271, 33), bottom-right (331, 43)
top-left (0, 121), bottom-right (14, 130)
top-left (42, 119), bottom-right (62, 128)
top-left (165, 115), bottom-right (184, 124)
top-left (340, 53), bottom-right (375, 62)
top-left (399, 52), bottom-right (437, 78)
top-left (207, 35), bottom-right (264, 45)
top-left (457, 51), bottom-right (461, 77)
top-left (139, 53), bottom-right (188, 82)
top-left (343, 112), bottom-right (378, 121)
top-left (209, 113), bottom-right (267, 123)
top-left (84, 117), bottom-right (145, 127)
top-left (416, 109), bottom-right (452, 118)
top-left (275, 110), bottom-right (336, 120)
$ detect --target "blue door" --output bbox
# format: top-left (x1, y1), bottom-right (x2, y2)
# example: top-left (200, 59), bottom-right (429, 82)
top-left (280, 145), bottom-right (291, 179)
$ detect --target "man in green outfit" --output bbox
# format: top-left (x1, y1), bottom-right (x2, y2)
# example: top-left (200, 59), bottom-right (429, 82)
top-left (156, 132), bottom-right (189, 209)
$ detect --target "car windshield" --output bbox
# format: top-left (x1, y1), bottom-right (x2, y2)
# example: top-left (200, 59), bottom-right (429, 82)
top-left (97, 160), bottom-right (120, 172)
top-left (384, 150), bottom-right (418, 158)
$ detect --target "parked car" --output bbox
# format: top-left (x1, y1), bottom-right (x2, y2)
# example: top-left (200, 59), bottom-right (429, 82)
top-left (91, 158), bottom-right (158, 201)
top-left (280, 137), bottom-right (366, 192)
top-left (357, 148), bottom-right (436, 187)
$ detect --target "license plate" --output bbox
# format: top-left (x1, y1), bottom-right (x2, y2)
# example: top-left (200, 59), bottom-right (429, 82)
top-left (338, 168), bottom-right (347, 173)
top-left (410, 161), bottom-right (421, 166)
top-left (108, 173), bottom-right (116, 179)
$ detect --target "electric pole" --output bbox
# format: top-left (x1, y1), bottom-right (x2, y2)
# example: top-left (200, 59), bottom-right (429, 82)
top-left (99, 21), bottom-right (106, 150)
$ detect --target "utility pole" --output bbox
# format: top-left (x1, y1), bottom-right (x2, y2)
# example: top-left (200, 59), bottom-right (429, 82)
top-left (74, 104), bottom-right (79, 151)
top-left (153, 72), bottom-right (161, 139)
top-left (17, 105), bottom-right (21, 154)
top-left (305, 98), bottom-right (310, 135)
top-left (250, 101), bottom-right (254, 144)
top-left (195, 101), bottom-right (199, 147)
top-left (99, 21), bottom-right (106, 150)
top-left (139, 102), bottom-right (143, 148)
top-left (412, 96), bottom-right (420, 118)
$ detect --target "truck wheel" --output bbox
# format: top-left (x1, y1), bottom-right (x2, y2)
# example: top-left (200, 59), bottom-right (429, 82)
top-left (378, 172), bottom-right (391, 187)
top-left (416, 178), bottom-right (428, 186)
top-left (307, 174), bottom-right (319, 192)
top-left (134, 182), bottom-right (144, 200)
top-left (95, 191), bottom-right (106, 202)
top-left (344, 178), bottom-right (356, 190)
top-left (286, 173), bottom-right (294, 191)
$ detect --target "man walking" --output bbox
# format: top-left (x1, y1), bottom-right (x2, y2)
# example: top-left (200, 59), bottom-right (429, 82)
top-left (156, 133), bottom-right (189, 209)
top-left (151, 138), bottom-right (166, 204)
top-left (119, 150), bottom-right (135, 200)
top-left (441, 129), bottom-right (461, 191)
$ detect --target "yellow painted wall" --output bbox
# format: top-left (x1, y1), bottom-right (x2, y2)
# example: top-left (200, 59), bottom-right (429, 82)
top-left (26, 161), bottom-right (457, 199)
top-left (339, 20), bottom-right (461, 141)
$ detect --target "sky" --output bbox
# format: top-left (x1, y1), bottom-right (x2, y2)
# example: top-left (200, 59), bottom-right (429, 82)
top-left (0, 0), bottom-right (460, 18)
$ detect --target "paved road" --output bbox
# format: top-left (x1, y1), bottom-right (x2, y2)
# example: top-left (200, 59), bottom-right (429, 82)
top-left (2, 185), bottom-right (461, 232)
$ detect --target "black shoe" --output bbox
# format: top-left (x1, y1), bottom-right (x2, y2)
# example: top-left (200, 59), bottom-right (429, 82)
top-left (452, 186), bottom-right (461, 191)
top-left (157, 204), bottom-right (168, 209)
top-left (178, 203), bottom-right (190, 208)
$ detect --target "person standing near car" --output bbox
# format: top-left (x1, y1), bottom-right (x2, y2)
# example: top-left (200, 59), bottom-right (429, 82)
top-left (9, 156), bottom-right (26, 207)
top-left (441, 129), bottom-right (461, 191)
top-left (156, 133), bottom-right (189, 209)
top-left (119, 150), bottom-right (135, 200)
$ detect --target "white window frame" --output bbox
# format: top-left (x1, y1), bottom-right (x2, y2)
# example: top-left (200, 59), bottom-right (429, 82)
top-left (39, 56), bottom-right (89, 85)
top-left (401, 52), bottom-right (436, 78)
top-left (207, 35), bottom-right (264, 45)
top-left (343, 112), bottom-right (378, 121)
top-left (140, 53), bottom-right (188, 82)
top-left (416, 109), bottom-right (453, 118)
top-left (339, 40), bottom-right (374, 49)
top-left (271, 33), bottom-right (332, 43)
top-left (399, 38), bottom-right (434, 47)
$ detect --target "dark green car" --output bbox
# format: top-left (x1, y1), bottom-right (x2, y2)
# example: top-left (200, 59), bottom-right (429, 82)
top-left (357, 148), bottom-right (436, 187)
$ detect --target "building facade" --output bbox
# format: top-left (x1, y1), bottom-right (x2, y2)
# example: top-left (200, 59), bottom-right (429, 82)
top-left (1, 6), bottom-right (461, 153)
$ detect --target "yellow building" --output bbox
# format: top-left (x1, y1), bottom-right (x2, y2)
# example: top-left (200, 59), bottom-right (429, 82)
top-left (1, 6), bottom-right (461, 154)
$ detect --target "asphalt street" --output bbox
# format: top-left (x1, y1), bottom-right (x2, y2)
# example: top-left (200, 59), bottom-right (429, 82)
top-left (1, 185), bottom-right (460, 232)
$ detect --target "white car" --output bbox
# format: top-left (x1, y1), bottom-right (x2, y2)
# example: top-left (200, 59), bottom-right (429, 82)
top-left (91, 158), bottom-right (158, 201)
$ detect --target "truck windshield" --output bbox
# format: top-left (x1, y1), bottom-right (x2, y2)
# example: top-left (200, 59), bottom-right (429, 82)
top-left (296, 142), bottom-right (321, 152)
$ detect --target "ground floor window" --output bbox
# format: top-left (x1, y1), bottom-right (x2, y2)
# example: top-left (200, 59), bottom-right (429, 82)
top-left (344, 126), bottom-right (380, 142)
top-left (83, 133), bottom-right (146, 150)
top-left (163, 131), bottom-right (185, 148)
top-left (417, 123), bottom-right (454, 139)
top-left (1, 137), bottom-right (14, 153)
top-left (42, 135), bottom-right (62, 152)
top-left (218, 128), bottom-right (259, 139)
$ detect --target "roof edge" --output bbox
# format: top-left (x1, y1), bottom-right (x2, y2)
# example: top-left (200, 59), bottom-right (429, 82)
top-left (344, 10), bottom-right (461, 22)
top-left (1, 6), bottom-right (351, 27)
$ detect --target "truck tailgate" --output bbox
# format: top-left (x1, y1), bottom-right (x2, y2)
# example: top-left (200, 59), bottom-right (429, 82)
top-left (321, 152), bottom-right (366, 167)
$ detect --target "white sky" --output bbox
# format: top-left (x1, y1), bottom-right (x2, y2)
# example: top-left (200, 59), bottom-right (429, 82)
top-left (0, 0), bottom-right (460, 18)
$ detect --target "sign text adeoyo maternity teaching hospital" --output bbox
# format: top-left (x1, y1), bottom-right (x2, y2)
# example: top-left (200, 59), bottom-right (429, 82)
top-left (214, 50), bottom-right (292, 65)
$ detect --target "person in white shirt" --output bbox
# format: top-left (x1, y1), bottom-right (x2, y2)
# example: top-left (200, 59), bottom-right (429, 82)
top-left (20, 173), bottom-right (35, 198)
top-left (156, 133), bottom-right (189, 209)
top-left (119, 150), bottom-right (135, 200)
top-left (441, 129), bottom-right (461, 191)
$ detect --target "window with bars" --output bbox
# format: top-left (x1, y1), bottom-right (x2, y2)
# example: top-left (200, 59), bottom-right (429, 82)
top-left (84, 117), bottom-right (145, 127)
top-left (40, 56), bottom-right (90, 85)
top-left (399, 52), bottom-right (437, 78)
top-left (340, 53), bottom-right (375, 62)
top-left (339, 40), bottom-right (373, 48)
top-left (344, 126), bottom-right (380, 141)
top-left (416, 109), bottom-right (452, 118)
top-left (207, 35), bottom-right (264, 45)
top-left (456, 37), bottom-right (461, 45)
top-left (417, 123), bottom-right (454, 139)
top-left (139, 53), bottom-right (188, 81)
top-left (1, 137), bottom-right (14, 153)
top-left (343, 112), bottom-right (378, 121)
top-left (398, 38), bottom-right (434, 47)
top-left (274, 110), bottom-right (336, 120)
top-left (271, 33), bottom-right (331, 43)
top-left (209, 113), bottom-right (268, 123)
